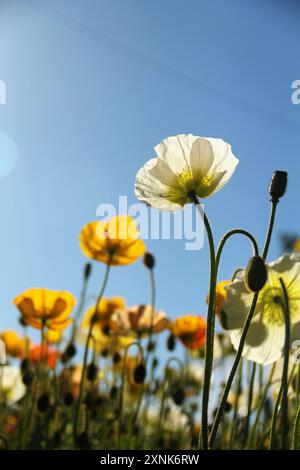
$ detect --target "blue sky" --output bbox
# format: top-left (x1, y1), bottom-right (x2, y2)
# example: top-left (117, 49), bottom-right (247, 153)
top-left (0, 0), bottom-right (299, 344)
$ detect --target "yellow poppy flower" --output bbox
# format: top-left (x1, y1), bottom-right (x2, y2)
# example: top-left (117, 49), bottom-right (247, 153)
top-left (82, 296), bottom-right (125, 332)
top-left (13, 288), bottom-right (76, 331)
top-left (212, 280), bottom-right (232, 316)
top-left (0, 330), bottom-right (30, 359)
top-left (44, 329), bottom-right (63, 344)
top-left (84, 327), bottom-right (134, 354)
top-left (79, 215), bottom-right (146, 266)
top-left (171, 315), bottom-right (206, 350)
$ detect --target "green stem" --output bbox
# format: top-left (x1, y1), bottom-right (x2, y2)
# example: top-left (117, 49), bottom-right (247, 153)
top-left (209, 202), bottom-right (278, 448)
top-left (279, 277), bottom-right (291, 450)
top-left (248, 363), bottom-right (275, 449)
top-left (189, 195), bottom-right (216, 450)
top-left (292, 404), bottom-right (300, 449)
top-left (73, 261), bottom-right (111, 444)
top-left (229, 359), bottom-right (243, 448)
top-left (243, 361), bottom-right (257, 447)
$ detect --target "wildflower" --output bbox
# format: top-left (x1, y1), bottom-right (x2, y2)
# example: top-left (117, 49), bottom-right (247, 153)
top-left (110, 304), bottom-right (168, 337)
top-left (135, 134), bottom-right (238, 211)
top-left (31, 344), bottom-right (59, 369)
top-left (171, 315), bottom-right (206, 350)
top-left (211, 280), bottom-right (232, 316)
top-left (224, 253), bottom-right (300, 365)
top-left (79, 215), bottom-right (146, 266)
top-left (0, 366), bottom-right (26, 404)
top-left (13, 288), bottom-right (76, 331)
top-left (81, 296), bottom-right (125, 332)
top-left (0, 330), bottom-right (29, 358)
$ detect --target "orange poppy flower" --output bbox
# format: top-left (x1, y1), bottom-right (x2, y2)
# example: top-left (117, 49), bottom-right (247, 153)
top-left (111, 304), bottom-right (168, 337)
top-left (31, 344), bottom-right (59, 369)
top-left (171, 315), bottom-right (206, 350)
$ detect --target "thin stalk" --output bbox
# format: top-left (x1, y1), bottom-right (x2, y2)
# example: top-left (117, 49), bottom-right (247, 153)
top-left (229, 359), bottom-right (243, 448)
top-left (209, 202), bottom-right (278, 448)
top-left (188, 193), bottom-right (216, 450)
top-left (73, 260), bottom-right (111, 444)
top-left (248, 363), bottom-right (275, 449)
top-left (279, 277), bottom-right (291, 449)
top-left (243, 361), bottom-right (257, 448)
top-left (292, 404), bottom-right (300, 449)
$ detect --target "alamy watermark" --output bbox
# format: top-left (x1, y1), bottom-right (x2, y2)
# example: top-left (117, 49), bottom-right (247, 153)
top-left (0, 80), bottom-right (6, 104)
top-left (96, 196), bottom-right (204, 251)
top-left (291, 80), bottom-right (300, 105)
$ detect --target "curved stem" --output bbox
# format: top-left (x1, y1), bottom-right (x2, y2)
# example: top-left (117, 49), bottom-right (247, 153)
top-left (209, 202), bottom-right (278, 448)
top-left (216, 229), bottom-right (259, 271)
top-left (73, 261), bottom-right (111, 444)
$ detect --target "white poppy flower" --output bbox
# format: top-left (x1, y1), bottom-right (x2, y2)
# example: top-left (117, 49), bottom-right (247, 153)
top-left (135, 134), bottom-right (239, 211)
top-left (224, 253), bottom-right (300, 365)
top-left (0, 366), bottom-right (26, 404)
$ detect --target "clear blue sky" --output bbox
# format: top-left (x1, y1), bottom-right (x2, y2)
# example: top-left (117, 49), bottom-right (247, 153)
top-left (0, 0), bottom-right (299, 341)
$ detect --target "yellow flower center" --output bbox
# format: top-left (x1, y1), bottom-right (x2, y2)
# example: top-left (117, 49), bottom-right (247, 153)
top-left (165, 170), bottom-right (215, 205)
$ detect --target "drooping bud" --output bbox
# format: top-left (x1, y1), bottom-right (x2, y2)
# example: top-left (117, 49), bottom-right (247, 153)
top-left (37, 393), bottom-right (50, 413)
top-left (269, 170), bottom-right (288, 203)
top-left (167, 334), bottom-right (176, 351)
top-left (133, 363), bottom-right (146, 384)
top-left (172, 388), bottom-right (185, 406)
top-left (62, 343), bottom-right (76, 363)
top-left (64, 392), bottom-right (74, 407)
top-left (143, 252), bottom-right (156, 270)
top-left (87, 363), bottom-right (97, 382)
top-left (245, 256), bottom-right (268, 293)
top-left (84, 262), bottom-right (92, 281)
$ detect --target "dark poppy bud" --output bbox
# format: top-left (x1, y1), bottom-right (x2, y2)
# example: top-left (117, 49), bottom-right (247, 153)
top-left (87, 363), bottom-right (97, 381)
top-left (147, 341), bottom-right (156, 352)
top-left (269, 170), bottom-right (288, 203)
top-left (84, 262), bottom-right (92, 281)
top-left (37, 393), bottom-right (49, 413)
top-left (167, 333), bottom-right (176, 351)
top-left (172, 388), bottom-right (185, 406)
top-left (245, 256), bottom-right (268, 292)
top-left (20, 358), bottom-right (29, 374)
top-left (133, 363), bottom-right (146, 384)
top-left (101, 348), bottom-right (109, 358)
top-left (110, 385), bottom-right (118, 399)
top-left (76, 431), bottom-right (89, 449)
top-left (113, 352), bottom-right (121, 364)
top-left (19, 317), bottom-right (27, 327)
top-left (22, 372), bottom-right (33, 386)
top-left (65, 343), bottom-right (76, 360)
top-left (64, 392), bottom-right (74, 407)
top-left (143, 252), bottom-right (155, 270)
top-left (152, 357), bottom-right (158, 369)
top-left (102, 325), bottom-right (110, 336)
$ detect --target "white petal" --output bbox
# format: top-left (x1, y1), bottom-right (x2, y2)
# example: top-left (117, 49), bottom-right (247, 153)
top-left (230, 320), bottom-right (285, 365)
top-left (135, 158), bottom-right (183, 211)
top-left (154, 134), bottom-right (197, 174)
top-left (189, 138), bottom-right (214, 180)
top-left (204, 137), bottom-right (239, 196)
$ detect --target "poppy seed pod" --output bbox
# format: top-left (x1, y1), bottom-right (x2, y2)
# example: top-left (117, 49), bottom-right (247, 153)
top-left (245, 256), bottom-right (268, 293)
top-left (87, 363), bottom-right (97, 381)
top-left (84, 262), bottom-right (92, 281)
top-left (65, 343), bottom-right (77, 360)
top-left (37, 393), bottom-right (50, 413)
top-left (269, 170), bottom-right (288, 203)
top-left (167, 333), bottom-right (176, 351)
top-left (143, 252), bottom-right (155, 270)
top-left (133, 363), bottom-right (146, 384)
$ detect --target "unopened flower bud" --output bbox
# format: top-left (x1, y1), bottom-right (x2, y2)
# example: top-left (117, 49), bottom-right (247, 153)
top-left (143, 252), bottom-right (156, 270)
top-left (64, 392), bottom-right (74, 407)
top-left (110, 385), bottom-right (118, 399)
top-left (172, 388), bottom-right (185, 406)
top-left (167, 333), bottom-right (176, 351)
top-left (37, 393), bottom-right (50, 413)
top-left (22, 372), bottom-right (33, 386)
top-left (133, 363), bottom-right (146, 384)
top-left (64, 343), bottom-right (76, 361)
top-left (269, 170), bottom-right (288, 203)
top-left (87, 363), bottom-right (97, 381)
top-left (112, 352), bottom-right (121, 364)
top-left (245, 256), bottom-right (268, 293)
top-left (84, 262), bottom-right (92, 281)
